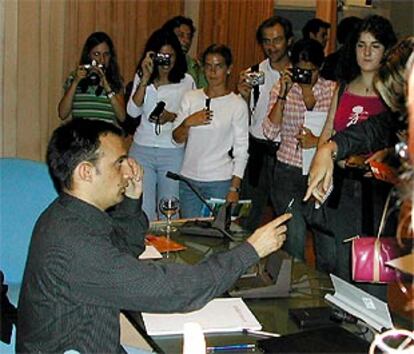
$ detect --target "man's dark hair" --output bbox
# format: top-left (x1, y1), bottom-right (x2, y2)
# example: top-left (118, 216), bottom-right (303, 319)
top-left (162, 16), bottom-right (196, 37)
top-left (302, 18), bottom-right (330, 39)
top-left (336, 16), bottom-right (362, 45)
top-left (79, 31), bottom-right (123, 92)
top-left (256, 16), bottom-right (293, 44)
top-left (291, 39), bottom-right (325, 68)
top-left (136, 28), bottom-right (187, 84)
top-left (47, 119), bottom-right (123, 192)
top-left (202, 44), bottom-right (233, 67)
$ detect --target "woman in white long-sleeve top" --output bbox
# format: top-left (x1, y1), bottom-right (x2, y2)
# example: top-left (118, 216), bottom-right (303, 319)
top-left (173, 44), bottom-right (249, 218)
top-left (127, 29), bottom-right (195, 220)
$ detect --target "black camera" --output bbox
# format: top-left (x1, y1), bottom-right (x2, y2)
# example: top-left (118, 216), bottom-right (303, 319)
top-left (148, 101), bottom-right (166, 123)
top-left (245, 71), bottom-right (265, 86)
top-left (83, 60), bottom-right (104, 86)
top-left (291, 67), bottom-right (312, 84)
top-left (153, 53), bottom-right (171, 66)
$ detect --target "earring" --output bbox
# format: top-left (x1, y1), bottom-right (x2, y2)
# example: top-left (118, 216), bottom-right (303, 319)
top-left (227, 71), bottom-right (231, 75)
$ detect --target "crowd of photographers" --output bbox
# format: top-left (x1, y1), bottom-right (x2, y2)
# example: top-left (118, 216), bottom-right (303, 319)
top-left (58, 14), bottom-right (410, 299)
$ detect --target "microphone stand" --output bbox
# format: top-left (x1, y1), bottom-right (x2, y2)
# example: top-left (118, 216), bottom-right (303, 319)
top-left (165, 171), bottom-right (233, 239)
top-left (166, 172), bottom-right (215, 216)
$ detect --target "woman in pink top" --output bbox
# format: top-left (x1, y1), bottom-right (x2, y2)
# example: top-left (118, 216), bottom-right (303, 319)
top-left (318, 15), bottom-right (397, 297)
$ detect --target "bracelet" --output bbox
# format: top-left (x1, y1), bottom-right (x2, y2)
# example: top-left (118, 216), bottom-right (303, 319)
top-left (107, 91), bottom-right (116, 99)
top-left (277, 95), bottom-right (286, 101)
top-left (229, 186), bottom-right (240, 193)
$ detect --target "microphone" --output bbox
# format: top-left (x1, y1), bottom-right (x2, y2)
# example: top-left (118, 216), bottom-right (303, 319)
top-left (166, 171), bottom-right (233, 239)
top-left (166, 171), bottom-right (215, 216)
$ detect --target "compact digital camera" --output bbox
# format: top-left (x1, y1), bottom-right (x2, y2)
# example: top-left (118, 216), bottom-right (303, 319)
top-left (291, 67), bottom-right (312, 84)
top-left (153, 53), bottom-right (171, 66)
top-left (245, 71), bottom-right (265, 86)
top-left (83, 60), bottom-right (104, 86)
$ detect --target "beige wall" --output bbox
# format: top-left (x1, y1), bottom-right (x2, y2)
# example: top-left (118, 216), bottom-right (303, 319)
top-left (0, 0), bottom-right (184, 162)
top-left (1, 0), bottom-right (65, 161)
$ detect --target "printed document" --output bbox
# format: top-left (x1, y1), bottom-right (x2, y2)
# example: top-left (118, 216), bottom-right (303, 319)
top-left (302, 111), bottom-right (328, 175)
top-left (142, 297), bottom-right (261, 335)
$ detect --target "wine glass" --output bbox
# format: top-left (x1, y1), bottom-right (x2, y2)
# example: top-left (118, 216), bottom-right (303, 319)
top-left (159, 196), bottom-right (179, 233)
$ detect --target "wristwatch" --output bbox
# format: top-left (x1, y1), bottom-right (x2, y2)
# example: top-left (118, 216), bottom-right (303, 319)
top-left (229, 186), bottom-right (240, 193)
top-left (107, 91), bottom-right (116, 99)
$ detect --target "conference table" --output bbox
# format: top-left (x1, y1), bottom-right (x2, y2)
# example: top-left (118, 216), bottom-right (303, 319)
top-left (126, 221), bottom-right (358, 354)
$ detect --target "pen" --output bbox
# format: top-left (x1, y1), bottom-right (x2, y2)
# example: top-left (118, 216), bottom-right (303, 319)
top-left (284, 198), bottom-right (295, 213)
top-left (206, 343), bottom-right (255, 352)
top-left (243, 328), bottom-right (281, 338)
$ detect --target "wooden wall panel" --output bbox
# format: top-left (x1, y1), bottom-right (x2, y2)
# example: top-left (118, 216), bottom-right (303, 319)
top-left (197, 0), bottom-right (274, 90)
top-left (17, 1), bottom-right (41, 159)
top-left (2, 0), bottom-right (275, 161)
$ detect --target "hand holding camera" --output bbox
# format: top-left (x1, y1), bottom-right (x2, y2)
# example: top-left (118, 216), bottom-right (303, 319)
top-left (184, 109), bottom-right (213, 128)
top-left (245, 71), bottom-right (265, 86)
top-left (141, 52), bottom-right (155, 83)
top-left (290, 67), bottom-right (312, 85)
top-left (83, 60), bottom-right (105, 86)
top-left (152, 53), bottom-right (171, 66)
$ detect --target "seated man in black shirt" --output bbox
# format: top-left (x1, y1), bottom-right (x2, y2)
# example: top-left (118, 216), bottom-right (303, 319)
top-left (16, 119), bottom-right (291, 353)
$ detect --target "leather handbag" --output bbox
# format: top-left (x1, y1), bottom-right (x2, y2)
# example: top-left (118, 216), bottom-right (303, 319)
top-left (351, 193), bottom-right (400, 283)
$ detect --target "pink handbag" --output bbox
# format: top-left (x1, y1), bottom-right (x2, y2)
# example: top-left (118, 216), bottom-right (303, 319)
top-left (351, 193), bottom-right (400, 283)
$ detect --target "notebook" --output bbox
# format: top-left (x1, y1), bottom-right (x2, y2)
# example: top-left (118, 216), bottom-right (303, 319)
top-left (142, 297), bottom-right (261, 336)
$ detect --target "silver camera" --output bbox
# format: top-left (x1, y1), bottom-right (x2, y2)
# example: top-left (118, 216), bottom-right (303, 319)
top-left (245, 71), bottom-right (265, 86)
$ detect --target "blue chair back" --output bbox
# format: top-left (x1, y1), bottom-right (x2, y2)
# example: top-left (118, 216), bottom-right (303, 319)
top-left (0, 158), bottom-right (58, 286)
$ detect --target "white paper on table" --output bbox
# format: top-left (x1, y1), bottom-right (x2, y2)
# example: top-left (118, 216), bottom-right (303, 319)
top-left (138, 245), bottom-right (163, 260)
top-left (142, 297), bottom-right (262, 336)
top-left (302, 111), bottom-right (328, 175)
top-left (120, 313), bottom-right (154, 351)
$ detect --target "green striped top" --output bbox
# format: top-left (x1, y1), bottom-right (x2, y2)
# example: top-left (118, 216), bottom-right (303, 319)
top-left (64, 74), bottom-right (117, 124)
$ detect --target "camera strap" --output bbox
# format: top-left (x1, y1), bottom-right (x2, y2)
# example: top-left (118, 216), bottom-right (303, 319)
top-left (250, 63), bottom-right (260, 125)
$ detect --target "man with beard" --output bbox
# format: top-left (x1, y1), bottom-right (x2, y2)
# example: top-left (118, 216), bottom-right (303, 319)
top-left (238, 16), bottom-right (293, 231)
top-left (162, 16), bottom-right (207, 88)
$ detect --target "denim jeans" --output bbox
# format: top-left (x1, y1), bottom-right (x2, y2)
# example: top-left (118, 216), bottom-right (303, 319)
top-left (179, 178), bottom-right (231, 218)
top-left (271, 160), bottom-right (335, 273)
top-left (240, 153), bottom-right (276, 232)
top-left (129, 143), bottom-right (184, 221)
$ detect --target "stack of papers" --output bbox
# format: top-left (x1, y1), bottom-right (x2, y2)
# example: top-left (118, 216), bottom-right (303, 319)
top-left (142, 297), bottom-right (261, 336)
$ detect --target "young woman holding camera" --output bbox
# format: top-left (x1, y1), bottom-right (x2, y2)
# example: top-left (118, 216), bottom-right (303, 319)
top-left (263, 38), bottom-right (336, 271)
top-left (58, 32), bottom-right (125, 124)
top-left (173, 44), bottom-right (249, 218)
top-left (127, 29), bottom-right (195, 220)
top-left (316, 16), bottom-right (397, 292)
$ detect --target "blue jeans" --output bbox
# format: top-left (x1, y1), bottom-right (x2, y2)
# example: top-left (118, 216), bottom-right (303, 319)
top-left (129, 143), bottom-right (183, 221)
top-left (179, 178), bottom-right (231, 218)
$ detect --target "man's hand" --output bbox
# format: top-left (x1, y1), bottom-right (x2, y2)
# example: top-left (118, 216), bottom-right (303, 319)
top-left (247, 213), bottom-right (291, 258)
top-left (124, 158), bottom-right (143, 200)
top-left (237, 70), bottom-right (252, 101)
top-left (304, 142), bottom-right (335, 203)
